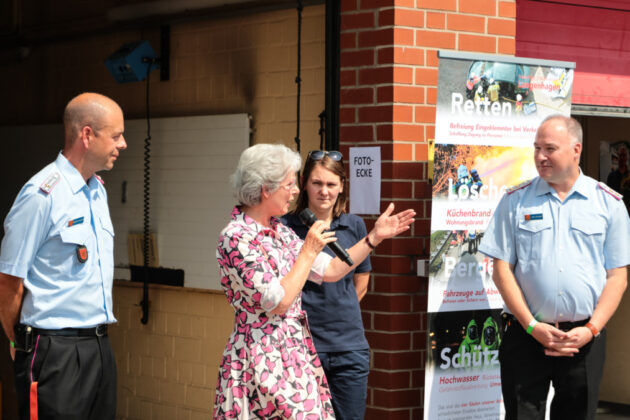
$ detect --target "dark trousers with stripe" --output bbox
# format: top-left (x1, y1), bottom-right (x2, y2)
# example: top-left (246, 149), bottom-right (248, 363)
top-left (500, 322), bottom-right (606, 420)
top-left (14, 334), bottom-right (117, 420)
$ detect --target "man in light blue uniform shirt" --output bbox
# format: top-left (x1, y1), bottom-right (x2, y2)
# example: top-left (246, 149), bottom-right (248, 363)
top-left (479, 115), bottom-right (630, 420)
top-left (0, 93), bottom-right (126, 420)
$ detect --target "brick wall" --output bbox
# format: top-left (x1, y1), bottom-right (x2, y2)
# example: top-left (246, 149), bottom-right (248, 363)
top-left (339, 1), bottom-right (515, 418)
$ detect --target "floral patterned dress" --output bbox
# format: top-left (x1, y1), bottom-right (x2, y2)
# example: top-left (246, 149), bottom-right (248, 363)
top-left (213, 206), bottom-right (335, 419)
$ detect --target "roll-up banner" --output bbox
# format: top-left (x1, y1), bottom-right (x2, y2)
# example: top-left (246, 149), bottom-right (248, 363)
top-left (424, 51), bottom-right (575, 420)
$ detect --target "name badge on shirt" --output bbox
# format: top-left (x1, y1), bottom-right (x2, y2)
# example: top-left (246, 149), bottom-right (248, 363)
top-left (68, 217), bottom-right (84, 227)
top-left (524, 213), bottom-right (543, 221)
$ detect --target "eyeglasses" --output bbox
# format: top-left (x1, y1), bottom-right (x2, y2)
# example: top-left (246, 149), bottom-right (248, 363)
top-left (307, 150), bottom-right (343, 162)
top-left (280, 179), bottom-right (298, 191)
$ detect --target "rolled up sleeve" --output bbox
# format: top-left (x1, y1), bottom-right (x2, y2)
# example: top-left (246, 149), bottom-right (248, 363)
top-left (307, 252), bottom-right (333, 285)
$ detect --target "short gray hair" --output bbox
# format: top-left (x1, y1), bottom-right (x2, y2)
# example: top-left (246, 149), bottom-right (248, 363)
top-left (231, 143), bottom-right (301, 206)
top-left (539, 114), bottom-right (583, 145)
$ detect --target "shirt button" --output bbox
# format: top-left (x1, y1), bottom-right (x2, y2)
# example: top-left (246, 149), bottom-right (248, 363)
top-left (559, 268), bottom-right (564, 272)
top-left (559, 313), bottom-right (564, 317)
top-left (558, 291), bottom-right (563, 295)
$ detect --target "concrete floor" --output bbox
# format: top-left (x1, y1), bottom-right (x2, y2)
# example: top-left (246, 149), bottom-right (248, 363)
top-left (598, 413), bottom-right (630, 420)
top-left (596, 403), bottom-right (630, 419)
top-left (598, 412), bottom-right (630, 419)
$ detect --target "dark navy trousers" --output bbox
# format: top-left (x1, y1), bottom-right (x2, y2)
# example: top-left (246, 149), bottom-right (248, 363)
top-left (500, 322), bottom-right (606, 420)
top-left (14, 334), bottom-right (117, 420)
top-left (319, 349), bottom-right (370, 420)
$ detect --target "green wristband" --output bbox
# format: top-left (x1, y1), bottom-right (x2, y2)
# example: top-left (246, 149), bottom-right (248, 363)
top-left (526, 319), bottom-right (538, 335)
top-left (10, 340), bottom-right (15, 348)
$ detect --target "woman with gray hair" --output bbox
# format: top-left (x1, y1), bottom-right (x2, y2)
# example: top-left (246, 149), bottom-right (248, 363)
top-left (213, 144), bottom-right (415, 419)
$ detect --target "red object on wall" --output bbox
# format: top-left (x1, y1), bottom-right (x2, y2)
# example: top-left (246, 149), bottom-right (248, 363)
top-left (516, 0), bottom-right (630, 107)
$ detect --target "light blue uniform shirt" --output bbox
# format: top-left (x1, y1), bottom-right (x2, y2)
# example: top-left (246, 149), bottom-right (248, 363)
top-left (479, 173), bottom-right (630, 323)
top-left (0, 153), bottom-right (116, 329)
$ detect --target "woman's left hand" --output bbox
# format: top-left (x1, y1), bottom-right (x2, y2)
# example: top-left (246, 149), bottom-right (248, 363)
top-left (370, 203), bottom-right (415, 245)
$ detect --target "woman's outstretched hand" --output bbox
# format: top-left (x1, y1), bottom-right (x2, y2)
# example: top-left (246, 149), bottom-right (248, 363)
top-left (370, 203), bottom-right (416, 245)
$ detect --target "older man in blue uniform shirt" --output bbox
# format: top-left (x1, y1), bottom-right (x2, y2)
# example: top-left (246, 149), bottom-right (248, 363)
top-left (0, 93), bottom-right (126, 420)
top-left (479, 115), bottom-right (630, 420)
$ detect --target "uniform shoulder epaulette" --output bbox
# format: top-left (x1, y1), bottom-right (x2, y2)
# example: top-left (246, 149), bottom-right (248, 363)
top-left (39, 172), bottom-right (61, 194)
top-left (597, 182), bottom-right (623, 200)
top-left (507, 179), bottom-right (533, 195)
top-left (95, 174), bottom-right (105, 185)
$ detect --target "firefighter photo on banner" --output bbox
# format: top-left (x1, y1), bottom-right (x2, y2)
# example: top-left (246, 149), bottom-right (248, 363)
top-left (424, 51), bottom-right (575, 420)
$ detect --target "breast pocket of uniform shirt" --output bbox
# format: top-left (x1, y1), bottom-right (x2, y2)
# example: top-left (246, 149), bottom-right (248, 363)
top-left (59, 224), bottom-right (92, 270)
top-left (516, 215), bottom-right (552, 261)
top-left (98, 215), bottom-right (115, 262)
top-left (570, 215), bottom-right (605, 255)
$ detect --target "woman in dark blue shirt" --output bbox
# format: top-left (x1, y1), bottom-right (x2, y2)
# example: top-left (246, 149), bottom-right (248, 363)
top-left (282, 150), bottom-right (371, 420)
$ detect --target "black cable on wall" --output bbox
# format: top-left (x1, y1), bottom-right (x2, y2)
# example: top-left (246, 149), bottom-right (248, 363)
top-left (141, 60), bottom-right (153, 325)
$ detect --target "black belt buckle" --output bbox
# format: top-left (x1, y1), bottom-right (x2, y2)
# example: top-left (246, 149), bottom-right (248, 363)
top-left (95, 324), bottom-right (107, 337)
top-left (13, 324), bottom-right (34, 352)
top-left (555, 319), bottom-right (587, 332)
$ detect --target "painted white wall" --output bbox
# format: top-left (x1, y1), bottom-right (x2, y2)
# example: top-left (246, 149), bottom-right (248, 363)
top-left (106, 114), bottom-right (250, 290)
top-left (0, 113), bottom-right (250, 290)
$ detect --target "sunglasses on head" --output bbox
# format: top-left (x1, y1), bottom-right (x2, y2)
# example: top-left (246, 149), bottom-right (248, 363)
top-left (307, 150), bottom-right (343, 162)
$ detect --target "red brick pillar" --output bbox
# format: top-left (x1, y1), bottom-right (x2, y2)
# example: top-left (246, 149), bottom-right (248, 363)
top-left (339, 1), bottom-right (515, 418)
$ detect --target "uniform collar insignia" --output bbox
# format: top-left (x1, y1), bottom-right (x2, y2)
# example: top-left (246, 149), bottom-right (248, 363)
top-left (597, 182), bottom-right (623, 201)
top-left (507, 179), bottom-right (533, 195)
top-left (39, 172), bottom-right (61, 194)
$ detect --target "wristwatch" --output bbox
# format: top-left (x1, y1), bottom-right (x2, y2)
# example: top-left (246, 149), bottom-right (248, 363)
top-left (585, 322), bottom-right (600, 339)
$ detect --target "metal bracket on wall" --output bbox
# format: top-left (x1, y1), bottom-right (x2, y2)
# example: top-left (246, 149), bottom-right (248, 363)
top-left (160, 25), bottom-right (170, 81)
top-left (324, 0), bottom-right (340, 151)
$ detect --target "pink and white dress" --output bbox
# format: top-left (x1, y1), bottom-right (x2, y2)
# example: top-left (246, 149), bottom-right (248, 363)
top-left (213, 206), bottom-right (335, 419)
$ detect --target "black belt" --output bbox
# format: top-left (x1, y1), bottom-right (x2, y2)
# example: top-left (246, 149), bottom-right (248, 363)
top-left (13, 324), bottom-right (108, 352)
top-left (502, 313), bottom-right (588, 332)
top-left (33, 324), bottom-right (108, 337)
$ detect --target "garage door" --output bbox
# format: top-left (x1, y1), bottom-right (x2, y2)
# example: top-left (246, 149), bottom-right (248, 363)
top-left (517, 0), bottom-right (630, 107)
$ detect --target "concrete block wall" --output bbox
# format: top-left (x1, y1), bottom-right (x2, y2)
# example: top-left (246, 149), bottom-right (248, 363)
top-left (339, 1), bottom-right (515, 418)
top-left (0, 6), bottom-right (326, 154)
top-left (111, 282), bottom-right (233, 419)
top-left (0, 4), bottom-right (326, 419)
top-left (106, 7), bottom-right (327, 418)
